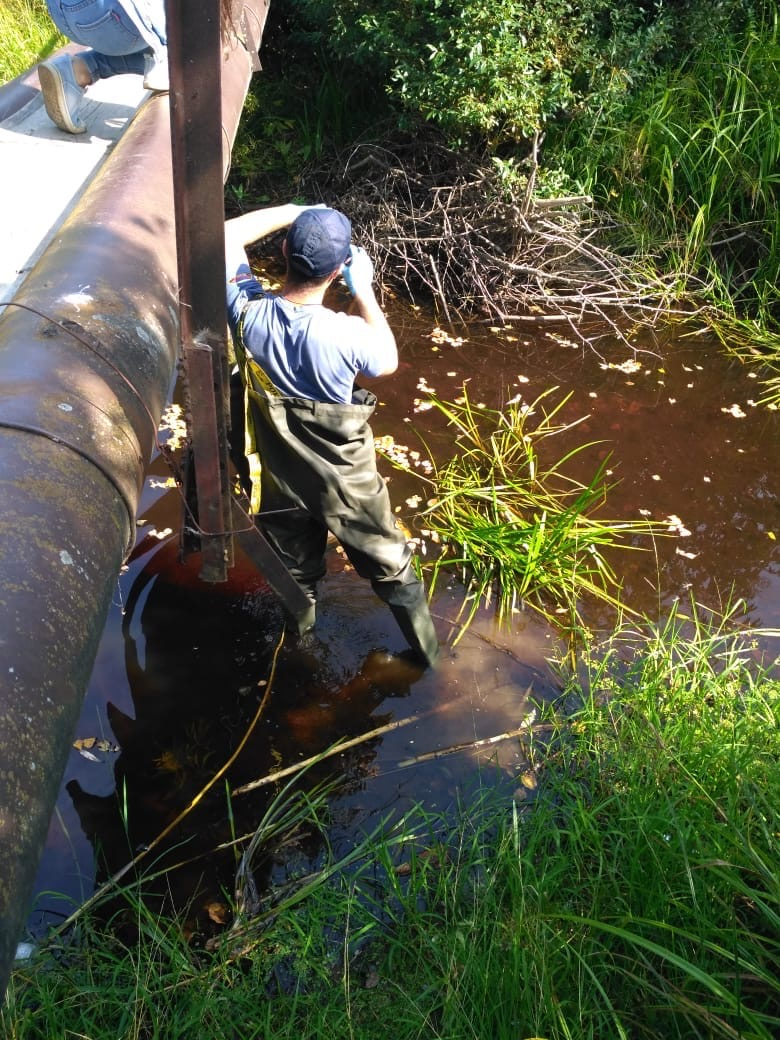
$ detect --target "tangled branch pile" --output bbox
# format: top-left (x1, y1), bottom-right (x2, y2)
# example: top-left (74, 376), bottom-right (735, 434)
top-left (306, 132), bottom-right (700, 344)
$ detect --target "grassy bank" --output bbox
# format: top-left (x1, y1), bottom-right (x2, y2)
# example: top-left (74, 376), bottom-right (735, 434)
top-left (0, 0), bottom-right (62, 84)
top-left (5, 605), bottom-right (777, 1038)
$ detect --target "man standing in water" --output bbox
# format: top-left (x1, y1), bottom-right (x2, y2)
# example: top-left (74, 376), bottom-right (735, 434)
top-left (224, 203), bottom-right (439, 668)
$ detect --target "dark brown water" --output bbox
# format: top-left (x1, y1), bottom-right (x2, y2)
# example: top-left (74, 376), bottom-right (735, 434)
top-left (27, 306), bottom-right (779, 941)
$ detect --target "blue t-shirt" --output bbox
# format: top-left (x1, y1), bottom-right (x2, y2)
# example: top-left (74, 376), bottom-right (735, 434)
top-left (227, 263), bottom-right (389, 404)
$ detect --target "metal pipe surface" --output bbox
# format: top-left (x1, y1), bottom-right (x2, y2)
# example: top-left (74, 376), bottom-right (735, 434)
top-left (0, 1), bottom-right (267, 994)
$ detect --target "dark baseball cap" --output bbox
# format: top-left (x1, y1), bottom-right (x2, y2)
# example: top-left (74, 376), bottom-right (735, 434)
top-left (286, 208), bottom-right (352, 279)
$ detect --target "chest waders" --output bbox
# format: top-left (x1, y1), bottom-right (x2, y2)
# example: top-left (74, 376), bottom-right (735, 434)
top-left (233, 312), bottom-right (439, 667)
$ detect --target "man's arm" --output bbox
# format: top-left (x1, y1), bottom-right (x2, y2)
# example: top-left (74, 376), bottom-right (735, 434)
top-left (351, 291), bottom-right (398, 376)
top-left (224, 202), bottom-right (307, 269)
top-left (341, 246), bottom-right (398, 376)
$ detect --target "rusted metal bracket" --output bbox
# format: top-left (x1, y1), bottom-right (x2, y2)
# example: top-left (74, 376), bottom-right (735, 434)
top-left (167, 0), bottom-right (313, 626)
top-left (167, 0), bottom-right (233, 581)
top-left (231, 500), bottom-right (316, 632)
top-left (180, 337), bottom-right (233, 580)
top-left (239, 0), bottom-right (268, 72)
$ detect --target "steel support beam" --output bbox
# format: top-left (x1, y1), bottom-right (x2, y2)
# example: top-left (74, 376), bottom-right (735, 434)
top-left (168, 0), bottom-right (234, 581)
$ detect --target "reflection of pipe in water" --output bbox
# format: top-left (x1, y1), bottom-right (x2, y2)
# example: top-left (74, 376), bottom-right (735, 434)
top-left (64, 536), bottom-right (427, 938)
top-left (65, 537), bottom-right (284, 939)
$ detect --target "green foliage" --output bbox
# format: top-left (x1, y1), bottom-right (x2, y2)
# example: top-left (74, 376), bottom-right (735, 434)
top-left (553, 14), bottom-right (780, 325)
top-left (6, 609), bottom-right (779, 1039)
top-left (381, 387), bottom-right (662, 638)
top-left (285, 0), bottom-right (683, 150)
top-left (279, 2), bottom-right (772, 153)
top-left (0, 0), bottom-right (63, 83)
top-left (227, 47), bottom-right (388, 209)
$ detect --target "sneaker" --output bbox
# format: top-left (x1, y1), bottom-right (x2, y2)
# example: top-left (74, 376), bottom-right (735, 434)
top-left (143, 51), bottom-right (169, 92)
top-left (38, 55), bottom-right (86, 134)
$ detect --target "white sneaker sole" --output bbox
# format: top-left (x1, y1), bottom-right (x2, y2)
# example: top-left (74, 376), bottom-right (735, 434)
top-left (39, 62), bottom-right (86, 135)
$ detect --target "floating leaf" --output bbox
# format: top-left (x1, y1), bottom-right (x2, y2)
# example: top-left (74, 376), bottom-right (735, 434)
top-left (666, 514), bottom-right (692, 537)
top-left (675, 547), bottom-right (699, 560)
top-left (600, 359), bottom-right (642, 374)
top-left (721, 403), bottom-right (746, 418)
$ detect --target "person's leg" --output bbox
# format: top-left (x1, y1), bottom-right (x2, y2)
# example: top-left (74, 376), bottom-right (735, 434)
top-left (120, 1), bottom-right (168, 90)
top-left (259, 507), bottom-right (329, 605)
top-left (82, 50), bottom-right (146, 80)
top-left (40, 1), bottom-right (164, 132)
top-left (339, 531), bottom-right (440, 668)
top-left (256, 468), bottom-right (329, 632)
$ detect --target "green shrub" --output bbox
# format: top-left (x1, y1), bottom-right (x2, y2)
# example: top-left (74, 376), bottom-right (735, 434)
top-left (280, 0), bottom-right (765, 152)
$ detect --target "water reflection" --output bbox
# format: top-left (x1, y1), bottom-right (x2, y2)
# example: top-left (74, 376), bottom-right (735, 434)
top-left (27, 310), bottom-right (778, 935)
top-left (388, 317), bottom-right (779, 632)
top-left (61, 537), bottom-right (437, 940)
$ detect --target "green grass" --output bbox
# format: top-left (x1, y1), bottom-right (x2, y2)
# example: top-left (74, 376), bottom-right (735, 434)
top-left (0, 0), bottom-right (63, 85)
top-left (551, 12), bottom-right (780, 392)
top-left (5, 603), bottom-right (777, 1039)
top-left (382, 386), bottom-right (665, 641)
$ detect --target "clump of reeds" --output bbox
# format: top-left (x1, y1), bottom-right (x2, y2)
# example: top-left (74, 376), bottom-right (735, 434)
top-left (555, 14), bottom-right (780, 397)
top-left (389, 387), bottom-right (662, 638)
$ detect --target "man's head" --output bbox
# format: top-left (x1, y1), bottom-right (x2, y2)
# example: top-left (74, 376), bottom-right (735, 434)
top-left (285, 208), bottom-right (352, 282)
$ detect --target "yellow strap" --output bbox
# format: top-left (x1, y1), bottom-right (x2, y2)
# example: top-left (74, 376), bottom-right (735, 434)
top-left (233, 304), bottom-right (281, 514)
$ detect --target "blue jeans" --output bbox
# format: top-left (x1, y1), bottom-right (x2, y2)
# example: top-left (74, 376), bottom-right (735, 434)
top-left (46, 1), bottom-right (166, 80)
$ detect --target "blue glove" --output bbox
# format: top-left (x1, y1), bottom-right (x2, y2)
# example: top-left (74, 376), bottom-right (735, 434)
top-left (341, 244), bottom-right (374, 297)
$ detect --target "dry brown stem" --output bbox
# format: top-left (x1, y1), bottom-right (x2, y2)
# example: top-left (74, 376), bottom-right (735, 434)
top-left (304, 130), bottom-right (702, 347)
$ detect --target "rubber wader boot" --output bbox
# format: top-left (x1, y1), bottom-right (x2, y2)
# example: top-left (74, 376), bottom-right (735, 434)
top-left (292, 597), bottom-right (317, 636)
top-left (389, 595), bottom-right (440, 668)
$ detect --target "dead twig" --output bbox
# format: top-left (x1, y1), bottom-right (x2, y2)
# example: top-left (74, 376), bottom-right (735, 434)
top-left (396, 721), bottom-right (553, 768)
top-left (302, 129), bottom-right (696, 349)
top-left (232, 700), bottom-right (456, 797)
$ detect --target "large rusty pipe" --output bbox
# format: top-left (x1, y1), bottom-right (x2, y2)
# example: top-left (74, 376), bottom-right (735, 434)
top-left (0, 1), bottom-right (267, 993)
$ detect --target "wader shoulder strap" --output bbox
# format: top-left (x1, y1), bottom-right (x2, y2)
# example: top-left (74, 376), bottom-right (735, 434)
top-left (232, 302), bottom-right (281, 513)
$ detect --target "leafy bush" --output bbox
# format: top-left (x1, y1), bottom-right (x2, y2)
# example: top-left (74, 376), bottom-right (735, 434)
top-left (280, 0), bottom-right (764, 152)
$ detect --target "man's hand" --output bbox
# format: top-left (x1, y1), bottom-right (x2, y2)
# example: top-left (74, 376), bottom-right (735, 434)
top-left (341, 245), bottom-right (374, 297)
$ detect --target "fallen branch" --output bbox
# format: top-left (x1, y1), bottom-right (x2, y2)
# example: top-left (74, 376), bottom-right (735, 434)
top-left (231, 700), bottom-right (456, 797)
top-left (396, 721), bottom-right (553, 768)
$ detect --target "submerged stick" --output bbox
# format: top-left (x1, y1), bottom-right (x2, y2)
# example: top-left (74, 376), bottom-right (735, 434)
top-left (396, 720), bottom-right (553, 768)
top-left (232, 701), bottom-right (454, 797)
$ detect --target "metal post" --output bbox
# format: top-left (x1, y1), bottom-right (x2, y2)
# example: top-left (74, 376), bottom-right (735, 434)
top-left (167, 0), bottom-right (233, 582)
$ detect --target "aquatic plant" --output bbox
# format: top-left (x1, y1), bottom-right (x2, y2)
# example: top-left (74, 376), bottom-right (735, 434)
top-left (554, 12), bottom-right (780, 358)
top-left (390, 387), bottom-right (662, 639)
